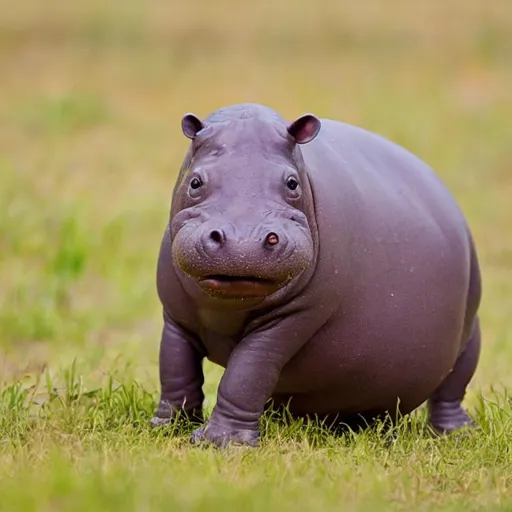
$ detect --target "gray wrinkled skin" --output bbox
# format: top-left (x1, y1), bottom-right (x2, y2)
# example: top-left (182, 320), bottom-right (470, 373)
top-left (152, 103), bottom-right (482, 448)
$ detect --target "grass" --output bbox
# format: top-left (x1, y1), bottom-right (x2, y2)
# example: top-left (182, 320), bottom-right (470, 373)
top-left (2, 368), bottom-right (512, 511)
top-left (0, 0), bottom-right (511, 509)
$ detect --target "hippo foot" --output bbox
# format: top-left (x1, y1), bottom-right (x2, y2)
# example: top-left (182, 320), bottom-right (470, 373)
top-left (150, 401), bottom-right (203, 429)
top-left (190, 421), bottom-right (260, 448)
top-left (150, 415), bottom-right (174, 428)
top-left (429, 400), bottom-right (475, 435)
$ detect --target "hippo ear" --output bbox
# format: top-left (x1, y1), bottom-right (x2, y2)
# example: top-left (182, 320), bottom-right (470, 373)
top-left (182, 113), bottom-right (205, 140)
top-left (287, 114), bottom-right (321, 144)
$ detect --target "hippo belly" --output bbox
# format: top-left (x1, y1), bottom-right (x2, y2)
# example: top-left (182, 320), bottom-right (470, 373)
top-left (274, 321), bottom-right (460, 418)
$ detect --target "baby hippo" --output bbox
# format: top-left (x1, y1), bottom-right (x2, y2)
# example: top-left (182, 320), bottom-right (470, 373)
top-left (151, 103), bottom-right (482, 448)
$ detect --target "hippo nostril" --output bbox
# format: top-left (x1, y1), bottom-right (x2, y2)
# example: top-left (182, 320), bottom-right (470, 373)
top-left (209, 229), bottom-right (225, 246)
top-left (266, 232), bottom-right (279, 246)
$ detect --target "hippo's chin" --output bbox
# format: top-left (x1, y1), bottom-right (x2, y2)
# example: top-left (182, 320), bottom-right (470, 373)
top-left (197, 275), bottom-right (285, 299)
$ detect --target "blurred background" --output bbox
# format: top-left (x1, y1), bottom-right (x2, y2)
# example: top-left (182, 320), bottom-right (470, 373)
top-left (1, 0), bottom-right (511, 404)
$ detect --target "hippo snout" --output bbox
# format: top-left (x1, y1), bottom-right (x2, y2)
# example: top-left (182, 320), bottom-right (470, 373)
top-left (172, 214), bottom-right (314, 299)
top-left (200, 224), bottom-right (287, 260)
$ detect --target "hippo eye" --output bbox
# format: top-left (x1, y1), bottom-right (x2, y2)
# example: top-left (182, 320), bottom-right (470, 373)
top-left (190, 177), bottom-right (203, 190)
top-left (286, 177), bottom-right (299, 191)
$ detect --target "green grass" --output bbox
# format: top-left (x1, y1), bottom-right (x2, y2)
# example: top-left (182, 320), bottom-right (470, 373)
top-left (1, 0), bottom-right (512, 509)
top-left (2, 368), bottom-right (512, 511)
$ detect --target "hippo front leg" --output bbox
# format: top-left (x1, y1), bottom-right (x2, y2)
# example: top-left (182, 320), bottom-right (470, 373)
top-left (190, 331), bottom-right (291, 448)
top-left (151, 312), bottom-right (205, 428)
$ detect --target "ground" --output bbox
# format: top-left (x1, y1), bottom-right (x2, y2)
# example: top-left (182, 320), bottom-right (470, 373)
top-left (1, 1), bottom-right (512, 510)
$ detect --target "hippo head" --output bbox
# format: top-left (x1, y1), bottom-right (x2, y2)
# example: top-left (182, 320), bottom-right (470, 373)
top-left (169, 104), bottom-right (320, 304)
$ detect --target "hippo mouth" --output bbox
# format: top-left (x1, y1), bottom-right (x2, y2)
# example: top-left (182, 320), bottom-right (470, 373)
top-left (198, 274), bottom-right (283, 298)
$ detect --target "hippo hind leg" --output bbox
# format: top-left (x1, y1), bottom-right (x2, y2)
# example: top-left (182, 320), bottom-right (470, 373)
top-left (427, 317), bottom-right (481, 434)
